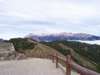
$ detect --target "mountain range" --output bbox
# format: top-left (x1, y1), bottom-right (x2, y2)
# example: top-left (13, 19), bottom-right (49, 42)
top-left (26, 32), bottom-right (100, 42)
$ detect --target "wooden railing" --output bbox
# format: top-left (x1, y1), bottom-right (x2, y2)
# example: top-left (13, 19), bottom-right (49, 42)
top-left (50, 54), bottom-right (100, 75)
top-left (50, 54), bottom-right (72, 75)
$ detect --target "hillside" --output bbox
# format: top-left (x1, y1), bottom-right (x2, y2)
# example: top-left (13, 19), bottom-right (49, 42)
top-left (9, 38), bottom-right (65, 59)
top-left (23, 40), bottom-right (65, 58)
top-left (41, 41), bottom-right (100, 73)
top-left (8, 38), bottom-right (100, 73)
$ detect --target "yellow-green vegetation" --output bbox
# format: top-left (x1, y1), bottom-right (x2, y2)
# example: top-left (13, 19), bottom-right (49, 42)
top-left (23, 43), bottom-right (65, 58)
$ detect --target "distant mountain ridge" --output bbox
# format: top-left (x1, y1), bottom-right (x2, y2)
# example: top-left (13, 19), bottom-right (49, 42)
top-left (26, 32), bottom-right (100, 42)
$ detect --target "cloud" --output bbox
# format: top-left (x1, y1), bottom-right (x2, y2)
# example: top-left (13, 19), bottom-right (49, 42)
top-left (0, 0), bottom-right (100, 39)
top-left (1, 0), bottom-right (98, 19)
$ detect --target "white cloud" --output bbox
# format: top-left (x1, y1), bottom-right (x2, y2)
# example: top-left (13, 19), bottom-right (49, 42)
top-left (1, 0), bottom-right (98, 20)
top-left (0, 0), bottom-right (100, 39)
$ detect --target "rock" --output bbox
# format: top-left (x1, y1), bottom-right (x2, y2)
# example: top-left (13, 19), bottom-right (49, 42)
top-left (0, 42), bottom-right (16, 60)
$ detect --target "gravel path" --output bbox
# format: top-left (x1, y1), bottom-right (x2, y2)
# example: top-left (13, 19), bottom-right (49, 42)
top-left (0, 58), bottom-right (65, 75)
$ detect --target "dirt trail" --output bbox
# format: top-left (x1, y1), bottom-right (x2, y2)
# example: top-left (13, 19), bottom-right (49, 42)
top-left (0, 58), bottom-right (80, 75)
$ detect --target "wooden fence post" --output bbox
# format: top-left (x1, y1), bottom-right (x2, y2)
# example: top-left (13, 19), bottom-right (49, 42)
top-left (66, 55), bottom-right (72, 75)
top-left (56, 54), bottom-right (58, 68)
top-left (66, 56), bottom-right (67, 75)
top-left (51, 54), bottom-right (54, 63)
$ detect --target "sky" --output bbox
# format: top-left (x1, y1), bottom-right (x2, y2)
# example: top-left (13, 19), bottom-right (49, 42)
top-left (0, 0), bottom-right (100, 39)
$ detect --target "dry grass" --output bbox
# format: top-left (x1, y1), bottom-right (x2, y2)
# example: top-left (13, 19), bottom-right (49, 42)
top-left (23, 42), bottom-right (65, 59)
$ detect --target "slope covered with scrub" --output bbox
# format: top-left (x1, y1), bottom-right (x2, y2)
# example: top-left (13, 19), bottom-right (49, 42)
top-left (41, 41), bottom-right (100, 73)
top-left (9, 38), bottom-right (65, 58)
